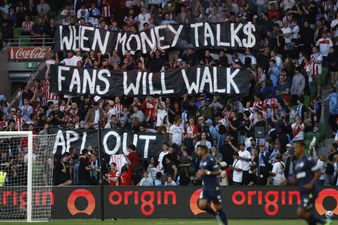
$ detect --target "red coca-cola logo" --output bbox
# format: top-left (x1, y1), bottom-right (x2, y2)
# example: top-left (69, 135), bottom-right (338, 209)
top-left (8, 47), bottom-right (50, 60)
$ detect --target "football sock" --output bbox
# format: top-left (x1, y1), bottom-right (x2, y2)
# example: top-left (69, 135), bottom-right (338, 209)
top-left (203, 205), bottom-right (217, 216)
top-left (309, 214), bottom-right (326, 225)
top-left (217, 209), bottom-right (228, 225)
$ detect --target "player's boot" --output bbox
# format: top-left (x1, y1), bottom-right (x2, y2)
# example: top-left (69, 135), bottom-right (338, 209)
top-left (216, 215), bottom-right (224, 225)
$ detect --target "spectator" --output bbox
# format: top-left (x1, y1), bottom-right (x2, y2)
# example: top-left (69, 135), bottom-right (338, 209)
top-left (78, 149), bottom-right (91, 185)
top-left (138, 7), bottom-right (150, 31)
top-left (325, 143), bottom-right (338, 185)
top-left (22, 15), bottom-right (34, 35)
top-left (88, 2), bottom-right (100, 26)
top-left (31, 17), bottom-right (45, 37)
top-left (310, 46), bottom-right (323, 97)
top-left (139, 171), bottom-right (153, 186)
top-left (220, 134), bottom-right (237, 167)
top-left (316, 31), bottom-right (333, 66)
top-left (326, 86), bottom-right (338, 135)
top-left (195, 132), bottom-right (212, 150)
top-left (231, 152), bottom-right (243, 185)
top-left (163, 155), bottom-right (178, 180)
top-left (271, 154), bottom-right (285, 186)
top-left (290, 67), bottom-right (306, 104)
top-left (53, 152), bottom-right (72, 186)
top-left (316, 154), bottom-right (326, 186)
top-left (268, 59), bottom-right (281, 88)
top-left (84, 101), bottom-right (105, 128)
top-left (238, 143), bottom-right (251, 185)
top-left (104, 163), bottom-right (118, 186)
top-left (154, 172), bottom-right (163, 186)
top-left (4, 0), bottom-right (338, 188)
top-left (328, 46), bottom-right (338, 85)
top-left (169, 116), bottom-right (184, 146)
top-left (120, 165), bottom-right (133, 185)
top-left (130, 105), bottom-right (145, 129)
top-left (19, 99), bottom-right (33, 122)
top-left (164, 175), bottom-right (177, 186)
top-left (36, 0), bottom-right (50, 16)
top-left (77, 3), bottom-right (89, 22)
top-left (147, 157), bottom-right (160, 180)
top-left (334, 155), bottom-right (338, 186)
top-left (88, 154), bottom-right (100, 185)
top-left (308, 97), bottom-right (321, 128)
top-left (210, 146), bottom-right (222, 163)
top-left (127, 144), bottom-right (139, 170)
top-left (291, 116), bottom-right (305, 141)
top-left (255, 143), bottom-right (269, 185)
top-left (60, 3), bottom-right (75, 25)
top-left (283, 143), bottom-right (297, 179)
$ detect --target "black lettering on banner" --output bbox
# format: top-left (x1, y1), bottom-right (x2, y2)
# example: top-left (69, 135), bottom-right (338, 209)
top-left (49, 128), bottom-right (169, 159)
top-left (55, 23), bottom-right (256, 54)
top-left (50, 65), bottom-right (249, 97)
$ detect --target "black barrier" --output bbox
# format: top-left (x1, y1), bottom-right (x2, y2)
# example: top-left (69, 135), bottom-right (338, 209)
top-left (47, 186), bottom-right (338, 219)
top-left (0, 186), bottom-right (336, 219)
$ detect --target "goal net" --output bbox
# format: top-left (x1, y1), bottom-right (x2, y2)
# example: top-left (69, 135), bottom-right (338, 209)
top-left (0, 132), bottom-right (56, 222)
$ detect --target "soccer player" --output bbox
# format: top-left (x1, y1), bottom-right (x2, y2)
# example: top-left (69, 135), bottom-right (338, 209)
top-left (293, 141), bottom-right (331, 225)
top-left (196, 145), bottom-right (228, 225)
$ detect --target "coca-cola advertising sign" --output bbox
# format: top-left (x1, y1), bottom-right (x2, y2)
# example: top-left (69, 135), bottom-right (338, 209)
top-left (8, 47), bottom-right (51, 61)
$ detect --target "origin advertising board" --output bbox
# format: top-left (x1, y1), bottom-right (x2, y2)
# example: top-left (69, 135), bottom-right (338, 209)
top-left (0, 186), bottom-right (336, 219)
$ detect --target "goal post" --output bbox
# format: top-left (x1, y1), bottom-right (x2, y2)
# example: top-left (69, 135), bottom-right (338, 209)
top-left (0, 131), bottom-right (56, 222)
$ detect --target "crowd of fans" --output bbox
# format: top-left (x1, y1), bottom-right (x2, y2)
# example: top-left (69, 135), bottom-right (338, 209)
top-left (1, 0), bottom-right (338, 187)
top-left (0, 0), bottom-right (61, 48)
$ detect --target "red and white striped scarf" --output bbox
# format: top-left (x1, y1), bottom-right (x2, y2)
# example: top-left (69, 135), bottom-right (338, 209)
top-left (44, 79), bottom-right (58, 101)
top-left (253, 100), bottom-right (262, 108)
top-left (112, 103), bottom-right (123, 119)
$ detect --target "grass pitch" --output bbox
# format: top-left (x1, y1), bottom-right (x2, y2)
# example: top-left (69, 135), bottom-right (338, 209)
top-left (7, 219), bottom-right (337, 225)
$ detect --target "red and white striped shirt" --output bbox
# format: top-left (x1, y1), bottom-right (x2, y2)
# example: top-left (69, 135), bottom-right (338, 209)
top-left (109, 154), bottom-right (127, 174)
top-left (185, 124), bottom-right (198, 139)
top-left (102, 4), bottom-right (111, 18)
top-left (263, 97), bottom-right (278, 118)
top-left (322, 0), bottom-right (334, 12)
top-left (310, 53), bottom-right (323, 75)
top-left (44, 79), bottom-right (58, 103)
top-left (22, 21), bottom-right (34, 32)
top-left (15, 117), bottom-right (24, 131)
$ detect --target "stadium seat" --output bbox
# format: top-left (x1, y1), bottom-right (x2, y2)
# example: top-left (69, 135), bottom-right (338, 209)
top-left (20, 36), bottom-right (31, 46)
top-left (318, 123), bottom-right (326, 142)
top-left (303, 95), bottom-right (310, 108)
top-left (49, 11), bottom-right (57, 18)
top-left (13, 28), bottom-right (22, 38)
top-left (304, 132), bottom-right (313, 151)
top-left (321, 67), bottom-right (329, 86)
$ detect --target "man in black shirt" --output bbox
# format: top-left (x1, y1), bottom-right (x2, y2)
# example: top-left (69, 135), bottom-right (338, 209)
top-left (299, 21), bottom-right (314, 56)
top-left (21, 86), bottom-right (34, 104)
top-left (54, 152), bottom-right (72, 186)
top-left (219, 134), bottom-right (238, 167)
top-left (229, 111), bottom-right (240, 145)
top-left (78, 149), bottom-right (92, 185)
